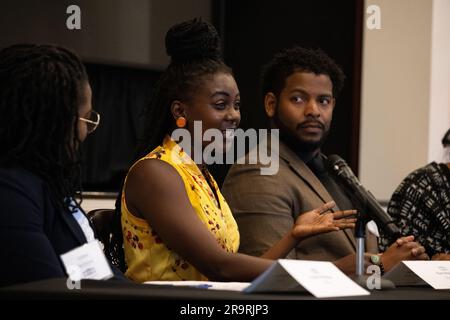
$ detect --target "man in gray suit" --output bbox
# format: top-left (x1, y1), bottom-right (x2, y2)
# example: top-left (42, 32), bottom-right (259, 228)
top-left (222, 47), bottom-right (428, 274)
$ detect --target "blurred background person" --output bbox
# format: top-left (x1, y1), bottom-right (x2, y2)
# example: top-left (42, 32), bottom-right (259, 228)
top-left (0, 44), bottom-right (123, 287)
top-left (380, 128), bottom-right (450, 260)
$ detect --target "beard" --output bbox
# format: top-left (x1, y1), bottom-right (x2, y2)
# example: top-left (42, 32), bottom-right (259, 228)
top-left (295, 129), bottom-right (329, 152)
top-left (273, 109), bottom-right (330, 153)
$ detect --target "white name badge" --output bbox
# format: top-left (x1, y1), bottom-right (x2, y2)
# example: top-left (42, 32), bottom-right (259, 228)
top-left (60, 240), bottom-right (113, 281)
top-left (384, 261), bottom-right (450, 289)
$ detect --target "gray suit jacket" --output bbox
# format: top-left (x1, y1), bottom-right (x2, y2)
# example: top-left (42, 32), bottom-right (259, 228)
top-left (222, 140), bottom-right (356, 261)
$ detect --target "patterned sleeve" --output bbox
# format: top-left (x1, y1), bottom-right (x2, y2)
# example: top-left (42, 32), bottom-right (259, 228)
top-left (379, 163), bottom-right (450, 256)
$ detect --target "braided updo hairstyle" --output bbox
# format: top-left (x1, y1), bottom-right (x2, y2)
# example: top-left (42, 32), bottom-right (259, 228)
top-left (111, 18), bottom-right (232, 272)
top-left (0, 44), bottom-right (88, 213)
top-left (137, 18), bottom-right (232, 157)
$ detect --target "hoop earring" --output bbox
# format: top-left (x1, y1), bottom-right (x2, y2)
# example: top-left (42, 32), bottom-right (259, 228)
top-left (176, 117), bottom-right (187, 128)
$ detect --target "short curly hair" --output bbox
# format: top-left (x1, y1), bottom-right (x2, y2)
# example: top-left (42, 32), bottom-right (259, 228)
top-left (261, 46), bottom-right (345, 99)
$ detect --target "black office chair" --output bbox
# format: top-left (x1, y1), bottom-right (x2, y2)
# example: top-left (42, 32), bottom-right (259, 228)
top-left (88, 209), bottom-right (127, 272)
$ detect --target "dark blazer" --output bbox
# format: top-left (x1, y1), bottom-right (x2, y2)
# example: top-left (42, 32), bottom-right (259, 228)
top-left (222, 140), bottom-right (357, 261)
top-left (0, 167), bottom-right (124, 287)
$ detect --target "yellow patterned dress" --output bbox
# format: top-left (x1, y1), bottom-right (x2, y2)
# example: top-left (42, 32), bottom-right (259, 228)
top-left (121, 136), bottom-right (240, 282)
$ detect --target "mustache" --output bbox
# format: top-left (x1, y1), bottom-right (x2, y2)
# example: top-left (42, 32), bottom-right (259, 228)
top-left (297, 120), bottom-right (325, 130)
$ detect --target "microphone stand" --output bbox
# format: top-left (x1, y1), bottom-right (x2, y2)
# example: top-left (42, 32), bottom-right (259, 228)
top-left (355, 212), bottom-right (365, 277)
top-left (352, 212), bottom-right (396, 290)
top-left (327, 154), bottom-right (397, 289)
top-left (352, 212), bottom-right (370, 287)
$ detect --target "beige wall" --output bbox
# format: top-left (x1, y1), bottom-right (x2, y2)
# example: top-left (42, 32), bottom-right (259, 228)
top-left (360, 0), bottom-right (450, 201)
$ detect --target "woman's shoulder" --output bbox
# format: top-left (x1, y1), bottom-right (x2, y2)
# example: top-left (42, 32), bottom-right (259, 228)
top-left (399, 162), bottom-right (439, 185)
top-left (0, 166), bottom-right (45, 193)
top-left (391, 162), bottom-right (445, 202)
top-left (126, 157), bottom-right (185, 193)
top-left (128, 140), bottom-right (188, 184)
top-left (0, 167), bottom-right (48, 223)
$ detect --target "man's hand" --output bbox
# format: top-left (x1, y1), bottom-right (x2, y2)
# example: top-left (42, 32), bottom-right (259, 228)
top-left (292, 201), bottom-right (356, 240)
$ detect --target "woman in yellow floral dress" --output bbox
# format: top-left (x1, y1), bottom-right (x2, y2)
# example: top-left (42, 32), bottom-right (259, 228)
top-left (120, 19), bottom-right (356, 282)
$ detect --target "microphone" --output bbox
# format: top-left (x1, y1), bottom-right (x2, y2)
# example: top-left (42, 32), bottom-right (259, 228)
top-left (327, 154), bottom-right (400, 238)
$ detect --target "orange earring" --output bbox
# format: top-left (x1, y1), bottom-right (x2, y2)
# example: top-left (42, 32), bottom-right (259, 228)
top-left (176, 117), bottom-right (187, 128)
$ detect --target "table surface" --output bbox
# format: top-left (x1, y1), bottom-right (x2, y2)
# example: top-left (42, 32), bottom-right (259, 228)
top-left (1, 278), bottom-right (450, 300)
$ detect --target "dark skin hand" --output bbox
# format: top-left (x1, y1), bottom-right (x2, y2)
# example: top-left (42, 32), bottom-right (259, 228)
top-left (125, 159), bottom-right (356, 282)
top-left (431, 253), bottom-right (450, 260)
top-left (293, 203), bottom-right (356, 239)
top-left (334, 235), bottom-right (429, 274)
top-left (381, 235), bottom-right (429, 271)
top-left (262, 201), bottom-right (355, 259)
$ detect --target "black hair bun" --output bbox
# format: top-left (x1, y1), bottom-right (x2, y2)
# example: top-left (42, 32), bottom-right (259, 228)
top-left (165, 18), bottom-right (222, 63)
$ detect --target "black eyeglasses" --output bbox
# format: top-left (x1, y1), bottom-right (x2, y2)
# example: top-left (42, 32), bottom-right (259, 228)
top-left (79, 110), bottom-right (100, 134)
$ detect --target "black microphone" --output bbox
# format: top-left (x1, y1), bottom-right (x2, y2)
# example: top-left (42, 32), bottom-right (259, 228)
top-left (327, 154), bottom-right (400, 238)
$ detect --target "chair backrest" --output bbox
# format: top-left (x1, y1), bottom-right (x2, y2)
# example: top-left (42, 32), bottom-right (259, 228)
top-left (87, 208), bottom-right (126, 272)
top-left (88, 209), bottom-right (115, 249)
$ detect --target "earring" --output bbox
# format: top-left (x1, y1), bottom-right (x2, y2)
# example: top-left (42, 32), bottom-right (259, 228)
top-left (176, 116), bottom-right (187, 128)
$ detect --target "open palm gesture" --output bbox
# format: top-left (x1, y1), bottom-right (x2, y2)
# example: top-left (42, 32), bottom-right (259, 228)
top-left (292, 201), bottom-right (356, 240)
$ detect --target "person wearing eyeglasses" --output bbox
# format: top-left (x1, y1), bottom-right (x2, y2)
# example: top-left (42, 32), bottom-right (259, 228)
top-left (0, 44), bottom-right (123, 287)
top-left (379, 128), bottom-right (450, 261)
top-left (79, 110), bottom-right (101, 135)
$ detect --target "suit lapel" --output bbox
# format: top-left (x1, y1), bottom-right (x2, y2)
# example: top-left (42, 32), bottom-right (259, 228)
top-left (279, 142), bottom-right (331, 204)
top-left (278, 141), bottom-right (356, 248)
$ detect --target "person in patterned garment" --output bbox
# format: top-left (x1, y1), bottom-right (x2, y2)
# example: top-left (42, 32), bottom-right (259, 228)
top-left (380, 128), bottom-right (450, 260)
